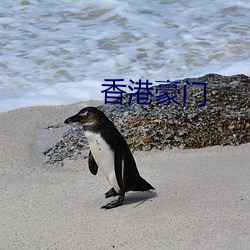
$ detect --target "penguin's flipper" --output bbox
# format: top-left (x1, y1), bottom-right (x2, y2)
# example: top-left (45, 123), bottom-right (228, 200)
top-left (105, 187), bottom-right (118, 198)
top-left (114, 146), bottom-right (124, 190)
top-left (88, 151), bottom-right (98, 175)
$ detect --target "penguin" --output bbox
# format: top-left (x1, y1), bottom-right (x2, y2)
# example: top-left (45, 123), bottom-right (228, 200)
top-left (65, 107), bottom-right (154, 209)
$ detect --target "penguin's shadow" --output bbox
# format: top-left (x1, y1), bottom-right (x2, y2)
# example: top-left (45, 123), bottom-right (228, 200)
top-left (123, 191), bottom-right (157, 208)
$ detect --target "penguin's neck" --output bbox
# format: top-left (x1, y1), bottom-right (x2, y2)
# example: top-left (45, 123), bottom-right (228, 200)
top-left (82, 122), bottom-right (110, 134)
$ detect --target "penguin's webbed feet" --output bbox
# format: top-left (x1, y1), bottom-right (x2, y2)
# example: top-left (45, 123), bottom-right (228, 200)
top-left (101, 196), bottom-right (124, 209)
top-left (105, 187), bottom-right (118, 198)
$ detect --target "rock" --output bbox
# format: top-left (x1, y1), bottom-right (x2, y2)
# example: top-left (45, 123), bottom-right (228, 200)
top-left (43, 74), bottom-right (250, 164)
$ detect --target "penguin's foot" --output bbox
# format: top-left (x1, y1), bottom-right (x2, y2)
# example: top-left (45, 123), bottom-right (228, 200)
top-left (105, 187), bottom-right (118, 198)
top-left (101, 196), bottom-right (124, 209)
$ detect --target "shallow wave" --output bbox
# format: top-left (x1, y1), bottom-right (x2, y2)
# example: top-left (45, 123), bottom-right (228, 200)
top-left (0, 0), bottom-right (249, 111)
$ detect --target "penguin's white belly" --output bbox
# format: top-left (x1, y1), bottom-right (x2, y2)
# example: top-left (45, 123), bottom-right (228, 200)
top-left (85, 131), bottom-right (120, 193)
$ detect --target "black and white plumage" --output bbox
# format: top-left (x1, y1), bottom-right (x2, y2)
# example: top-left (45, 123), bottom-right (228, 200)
top-left (65, 107), bottom-right (154, 209)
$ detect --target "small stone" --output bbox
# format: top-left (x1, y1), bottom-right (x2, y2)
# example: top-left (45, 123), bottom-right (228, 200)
top-left (178, 130), bottom-right (186, 136)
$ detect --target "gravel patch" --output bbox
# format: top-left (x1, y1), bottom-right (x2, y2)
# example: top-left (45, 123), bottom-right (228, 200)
top-left (43, 74), bottom-right (250, 164)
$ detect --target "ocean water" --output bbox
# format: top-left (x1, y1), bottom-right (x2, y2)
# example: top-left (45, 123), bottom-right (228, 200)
top-left (0, 0), bottom-right (249, 112)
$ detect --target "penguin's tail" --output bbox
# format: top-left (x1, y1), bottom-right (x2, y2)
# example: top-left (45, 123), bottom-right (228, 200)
top-left (132, 176), bottom-right (154, 192)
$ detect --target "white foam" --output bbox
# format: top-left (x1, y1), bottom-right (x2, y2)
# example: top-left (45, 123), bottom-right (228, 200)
top-left (0, 80), bottom-right (105, 112)
top-left (0, 0), bottom-right (249, 112)
top-left (218, 60), bottom-right (250, 76)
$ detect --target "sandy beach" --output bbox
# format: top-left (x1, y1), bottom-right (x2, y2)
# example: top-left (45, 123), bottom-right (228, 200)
top-left (0, 102), bottom-right (249, 249)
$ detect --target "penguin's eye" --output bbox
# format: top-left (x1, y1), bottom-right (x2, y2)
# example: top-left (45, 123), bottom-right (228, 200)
top-left (79, 112), bottom-right (88, 119)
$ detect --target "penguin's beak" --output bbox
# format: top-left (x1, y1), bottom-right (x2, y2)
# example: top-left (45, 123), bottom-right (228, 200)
top-left (64, 114), bottom-right (81, 124)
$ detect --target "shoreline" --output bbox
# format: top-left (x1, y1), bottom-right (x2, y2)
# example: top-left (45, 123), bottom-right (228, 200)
top-left (0, 102), bottom-right (249, 249)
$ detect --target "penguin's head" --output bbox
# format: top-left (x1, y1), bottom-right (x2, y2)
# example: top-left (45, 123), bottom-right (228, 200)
top-left (65, 107), bottom-right (108, 129)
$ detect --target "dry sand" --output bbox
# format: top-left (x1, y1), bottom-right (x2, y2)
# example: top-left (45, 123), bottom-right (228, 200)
top-left (0, 101), bottom-right (249, 249)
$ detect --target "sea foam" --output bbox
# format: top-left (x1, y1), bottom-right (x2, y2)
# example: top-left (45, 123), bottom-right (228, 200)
top-left (0, 0), bottom-right (249, 112)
